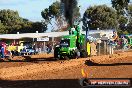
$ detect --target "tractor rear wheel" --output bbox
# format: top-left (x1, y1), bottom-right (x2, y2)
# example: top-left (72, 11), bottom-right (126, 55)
top-left (55, 57), bottom-right (60, 60)
top-left (80, 50), bottom-right (88, 58)
top-left (54, 47), bottom-right (60, 60)
top-left (64, 56), bottom-right (70, 60)
top-left (70, 51), bottom-right (76, 59)
top-left (70, 54), bottom-right (76, 59)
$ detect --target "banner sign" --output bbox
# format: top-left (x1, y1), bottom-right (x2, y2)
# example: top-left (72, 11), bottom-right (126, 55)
top-left (36, 37), bottom-right (49, 42)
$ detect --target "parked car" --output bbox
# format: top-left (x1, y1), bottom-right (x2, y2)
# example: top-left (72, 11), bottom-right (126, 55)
top-left (20, 46), bottom-right (38, 55)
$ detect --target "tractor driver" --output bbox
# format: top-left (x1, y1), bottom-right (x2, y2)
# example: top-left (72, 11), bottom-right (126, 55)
top-left (112, 31), bottom-right (118, 41)
top-left (69, 25), bottom-right (79, 37)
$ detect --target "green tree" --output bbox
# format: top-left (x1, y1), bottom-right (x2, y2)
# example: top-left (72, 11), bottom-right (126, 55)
top-left (0, 9), bottom-right (46, 34)
top-left (116, 15), bottom-right (127, 35)
top-left (111, 0), bottom-right (131, 35)
top-left (82, 5), bottom-right (118, 30)
top-left (126, 4), bottom-right (132, 33)
top-left (115, 4), bottom-right (132, 34)
top-left (41, 1), bottom-right (61, 25)
top-left (127, 4), bottom-right (132, 33)
top-left (0, 9), bottom-right (23, 33)
top-left (111, 0), bottom-right (130, 13)
top-left (0, 22), bottom-right (6, 33)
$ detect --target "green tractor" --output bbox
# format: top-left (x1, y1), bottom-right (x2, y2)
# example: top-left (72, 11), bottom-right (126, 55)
top-left (54, 25), bottom-right (88, 60)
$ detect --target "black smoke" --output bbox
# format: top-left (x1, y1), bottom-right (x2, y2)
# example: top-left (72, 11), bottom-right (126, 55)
top-left (61, 0), bottom-right (78, 27)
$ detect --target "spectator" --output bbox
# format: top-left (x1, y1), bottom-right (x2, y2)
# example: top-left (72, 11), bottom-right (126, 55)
top-left (1, 45), bottom-right (5, 59)
top-left (107, 31), bottom-right (118, 55)
top-left (23, 46), bottom-right (27, 52)
top-left (33, 44), bottom-right (37, 54)
top-left (122, 36), bottom-right (128, 51)
top-left (113, 31), bottom-right (118, 39)
top-left (112, 31), bottom-right (118, 46)
top-left (46, 44), bottom-right (52, 54)
top-left (8, 44), bottom-right (12, 56)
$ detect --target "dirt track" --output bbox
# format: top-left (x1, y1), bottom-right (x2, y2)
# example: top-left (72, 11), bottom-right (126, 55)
top-left (0, 52), bottom-right (132, 88)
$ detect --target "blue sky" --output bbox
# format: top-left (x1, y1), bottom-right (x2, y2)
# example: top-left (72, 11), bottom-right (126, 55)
top-left (0, 0), bottom-right (111, 22)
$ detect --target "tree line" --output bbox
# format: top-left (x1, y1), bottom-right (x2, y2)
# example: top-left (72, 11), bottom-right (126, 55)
top-left (0, 9), bottom-right (47, 34)
top-left (83, 0), bottom-right (131, 35)
top-left (0, 0), bottom-right (131, 35)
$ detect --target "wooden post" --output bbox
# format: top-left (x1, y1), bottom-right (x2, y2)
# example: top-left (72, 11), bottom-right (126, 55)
top-left (106, 41), bottom-right (108, 55)
top-left (98, 43), bottom-right (100, 56)
top-left (111, 45), bottom-right (113, 54)
top-left (44, 41), bottom-right (45, 53)
top-left (97, 40), bottom-right (101, 56)
top-left (104, 41), bottom-right (107, 55)
top-left (51, 37), bottom-right (54, 53)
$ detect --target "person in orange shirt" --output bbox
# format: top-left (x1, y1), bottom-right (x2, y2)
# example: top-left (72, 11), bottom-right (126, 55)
top-left (112, 31), bottom-right (118, 42)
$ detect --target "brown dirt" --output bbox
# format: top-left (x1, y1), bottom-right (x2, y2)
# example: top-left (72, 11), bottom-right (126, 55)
top-left (0, 52), bottom-right (132, 88)
top-left (0, 53), bottom-right (54, 69)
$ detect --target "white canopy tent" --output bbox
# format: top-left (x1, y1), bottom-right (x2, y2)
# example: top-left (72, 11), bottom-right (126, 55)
top-left (0, 30), bottom-right (114, 39)
top-left (0, 31), bottom-right (69, 39)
